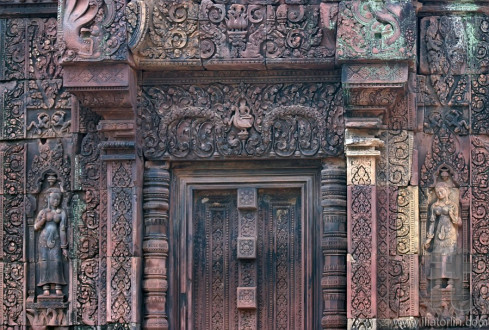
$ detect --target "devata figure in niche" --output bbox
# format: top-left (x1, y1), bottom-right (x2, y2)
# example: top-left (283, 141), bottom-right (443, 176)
top-left (424, 182), bottom-right (462, 290)
top-left (34, 188), bottom-right (68, 296)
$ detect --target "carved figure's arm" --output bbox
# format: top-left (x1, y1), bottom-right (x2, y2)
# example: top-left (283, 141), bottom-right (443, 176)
top-left (33, 209), bottom-right (46, 231)
top-left (60, 210), bottom-right (68, 250)
top-left (427, 206), bottom-right (436, 240)
top-left (425, 206), bottom-right (436, 250)
top-left (449, 202), bottom-right (462, 227)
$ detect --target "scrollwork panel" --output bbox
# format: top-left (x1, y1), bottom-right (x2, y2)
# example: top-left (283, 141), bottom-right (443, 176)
top-left (139, 80), bottom-right (343, 160)
top-left (347, 185), bottom-right (375, 319)
top-left (2, 262), bottom-right (25, 326)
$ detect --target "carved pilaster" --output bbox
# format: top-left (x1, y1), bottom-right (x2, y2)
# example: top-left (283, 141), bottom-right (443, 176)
top-left (142, 163), bottom-right (170, 329)
top-left (345, 129), bottom-right (382, 329)
top-left (321, 159), bottom-right (347, 330)
top-left (102, 141), bottom-right (142, 326)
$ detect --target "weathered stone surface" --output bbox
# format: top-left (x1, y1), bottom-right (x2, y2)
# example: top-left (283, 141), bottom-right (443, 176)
top-left (4, 0), bottom-right (489, 328)
top-left (336, 0), bottom-right (416, 62)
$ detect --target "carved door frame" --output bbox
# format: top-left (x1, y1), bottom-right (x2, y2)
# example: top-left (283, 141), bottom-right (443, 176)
top-left (168, 161), bottom-right (322, 330)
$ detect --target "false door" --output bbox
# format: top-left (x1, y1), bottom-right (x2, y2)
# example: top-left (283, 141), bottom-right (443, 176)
top-left (191, 187), bottom-right (306, 330)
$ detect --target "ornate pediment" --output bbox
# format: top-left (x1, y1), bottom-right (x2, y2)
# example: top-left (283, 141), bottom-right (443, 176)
top-left (126, 0), bottom-right (337, 70)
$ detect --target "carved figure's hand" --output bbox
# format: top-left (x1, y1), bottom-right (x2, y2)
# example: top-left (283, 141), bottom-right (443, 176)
top-left (62, 248), bottom-right (68, 259)
top-left (424, 239), bottom-right (432, 250)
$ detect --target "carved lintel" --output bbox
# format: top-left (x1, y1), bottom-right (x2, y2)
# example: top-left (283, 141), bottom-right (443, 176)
top-left (139, 79), bottom-right (344, 159)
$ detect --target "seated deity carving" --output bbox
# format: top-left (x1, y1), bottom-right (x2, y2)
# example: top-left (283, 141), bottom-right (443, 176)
top-left (230, 98), bottom-right (254, 139)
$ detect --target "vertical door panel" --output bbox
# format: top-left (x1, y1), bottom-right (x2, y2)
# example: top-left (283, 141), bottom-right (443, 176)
top-left (257, 189), bottom-right (302, 330)
top-left (192, 190), bottom-right (239, 330)
top-left (191, 188), bottom-right (303, 330)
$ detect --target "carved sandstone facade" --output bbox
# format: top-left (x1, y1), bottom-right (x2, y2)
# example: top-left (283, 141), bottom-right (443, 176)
top-left (0, 0), bottom-right (488, 329)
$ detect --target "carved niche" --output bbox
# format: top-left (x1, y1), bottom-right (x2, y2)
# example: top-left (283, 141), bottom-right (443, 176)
top-left (26, 178), bottom-right (70, 328)
top-left (419, 171), bottom-right (469, 323)
top-left (22, 138), bottom-right (74, 328)
top-left (139, 71), bottom-right (344, 160)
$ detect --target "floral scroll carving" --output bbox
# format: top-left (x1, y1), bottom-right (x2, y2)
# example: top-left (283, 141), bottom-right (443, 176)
top-left (349, 185), bottom-right (374, 321)
top-left (265, 4), bottom-right (336, 67)
top-left (472, 74), bottom-right (489, 135)
top-left (128, 0), bottom-right (200, 67)
top-left (125, 0), bottom-right (337, 69)
top-left (0, 80), bottom-right (25, 141)
top-left (139, 79), bottom-right (343, 160)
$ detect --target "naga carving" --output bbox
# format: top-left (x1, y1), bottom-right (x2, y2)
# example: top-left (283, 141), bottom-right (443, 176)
top-left (62, 0), bottom-right (99, 59)
top-left (337, 1), bottom-right (415, 61)
top-left (61, 0), bottom-right (128, 61)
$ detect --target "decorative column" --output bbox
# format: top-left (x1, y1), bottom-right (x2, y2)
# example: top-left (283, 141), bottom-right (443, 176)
top-left (142, 162), bottom-right (170, 329)
top-left (321, 159), bottom-right (347, 329)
